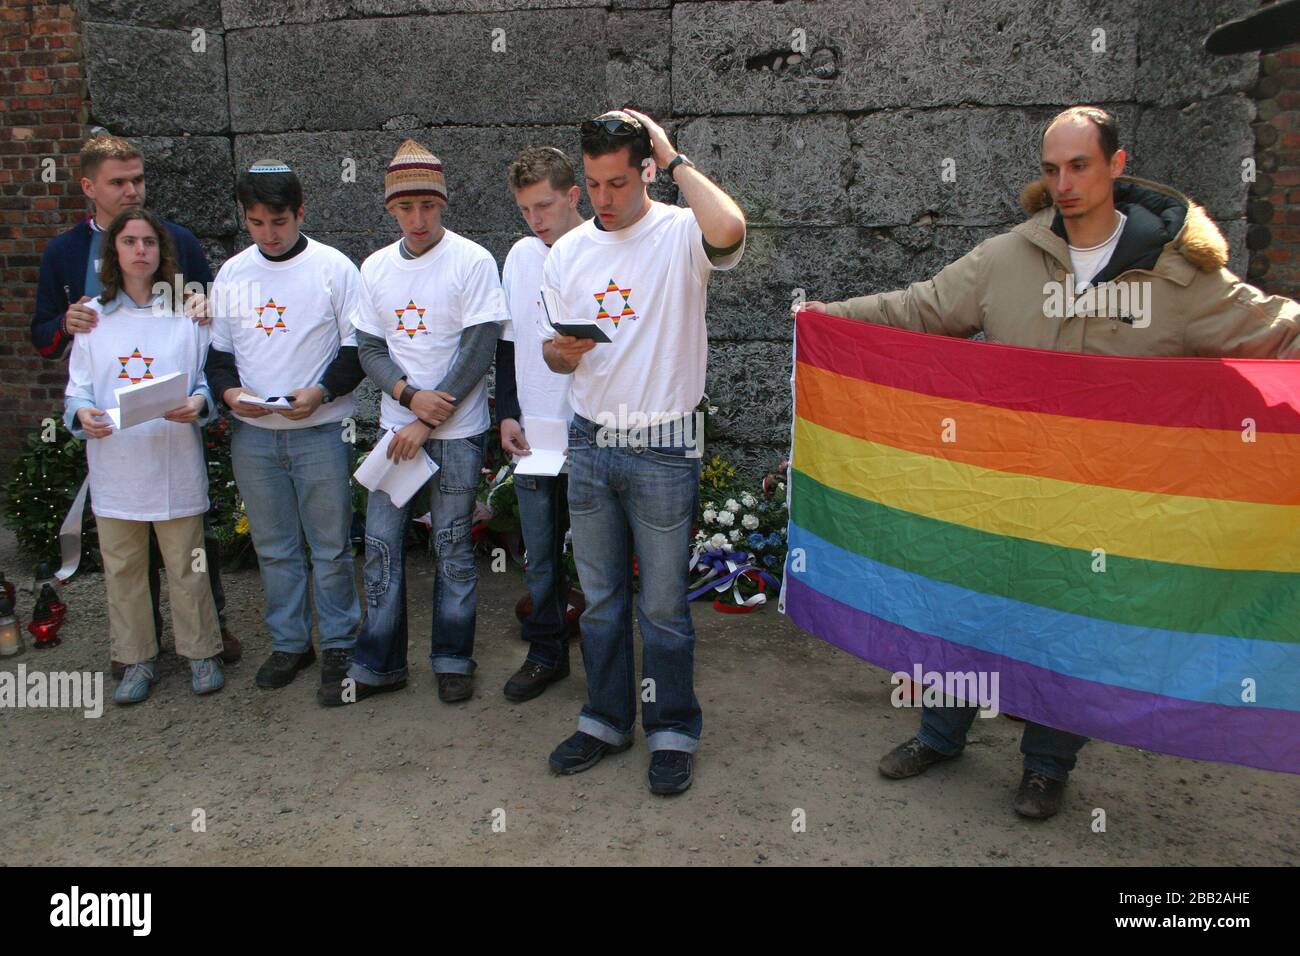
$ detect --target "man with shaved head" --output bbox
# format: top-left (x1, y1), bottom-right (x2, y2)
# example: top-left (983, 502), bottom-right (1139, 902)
top-left (798, 105), bottom-right (1300, 819)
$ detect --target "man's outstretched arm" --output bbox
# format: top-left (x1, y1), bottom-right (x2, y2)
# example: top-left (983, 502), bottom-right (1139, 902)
top-left (797, 240), bottom-right (990, 338)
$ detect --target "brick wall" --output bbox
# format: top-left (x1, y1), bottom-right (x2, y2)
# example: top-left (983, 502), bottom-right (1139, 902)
top-left (1254, 48), bottom-right (1300, 301)
top-left (0, 2), bottom-right (86, 464)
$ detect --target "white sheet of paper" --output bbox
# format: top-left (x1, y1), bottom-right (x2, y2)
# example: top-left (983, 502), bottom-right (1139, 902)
top-left (514, 450), bottom-right (567, 476)
top-left (238, 394), bottom-right (294, 409)
top-left (354, 429), bottom-right (439, 508)
top-left (107, 371), bottom-right (190, 430)
top-left (513, 415), bottom-right (569, 476)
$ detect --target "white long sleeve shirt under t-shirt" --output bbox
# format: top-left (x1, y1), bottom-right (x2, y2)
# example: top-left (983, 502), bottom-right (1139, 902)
top-left (64, 291), bottom-right (214, 522)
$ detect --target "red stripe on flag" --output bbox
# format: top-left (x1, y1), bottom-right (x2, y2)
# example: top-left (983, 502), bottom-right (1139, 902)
top-left (795, 310), bottom-right (1300, 434)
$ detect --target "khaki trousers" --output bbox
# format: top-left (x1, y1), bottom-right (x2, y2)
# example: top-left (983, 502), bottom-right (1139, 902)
top-left (97, 515), bottom-right (223, 665)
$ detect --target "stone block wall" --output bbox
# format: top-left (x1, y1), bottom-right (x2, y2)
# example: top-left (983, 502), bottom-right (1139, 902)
top-left (2, 0), bottom-right (1281, 477)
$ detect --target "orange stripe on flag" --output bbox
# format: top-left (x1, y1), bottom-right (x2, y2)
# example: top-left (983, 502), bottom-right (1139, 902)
top-left (796, 360), bottom-right (1300, 505)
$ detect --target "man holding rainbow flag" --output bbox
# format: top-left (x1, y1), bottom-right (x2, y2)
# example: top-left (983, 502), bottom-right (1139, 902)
top-left (794, 106), bottom-right (1300, 819)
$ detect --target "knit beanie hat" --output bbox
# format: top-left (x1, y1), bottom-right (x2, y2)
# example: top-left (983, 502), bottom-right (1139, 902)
top-left (385, 139), bottom-right (447, 205)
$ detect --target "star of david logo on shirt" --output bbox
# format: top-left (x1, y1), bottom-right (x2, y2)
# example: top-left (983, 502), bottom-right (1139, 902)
top-left (593, 278), bottom-right (636, 326)
top-left (253, 298), bottom-right (288, 337)
top-left (116, 347), bottom-right (155, 385)
top-left (394, 299), bottom-right (428, 338)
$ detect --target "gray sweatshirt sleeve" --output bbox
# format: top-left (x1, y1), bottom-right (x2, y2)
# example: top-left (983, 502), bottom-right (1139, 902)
top-left (356, 329), bottom-right (407, 398)
top-left (431, 323), bottom-right (500, 402)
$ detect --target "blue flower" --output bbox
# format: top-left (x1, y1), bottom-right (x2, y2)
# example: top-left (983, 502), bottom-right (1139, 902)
top-left (763, 555), bottom-right (779, 568)
top-left (758, 501), bottom-right (769, 512)
top-left (766, 532), bottom-right (782, 548)
top-left (747, 532), bottom-right (765, 550)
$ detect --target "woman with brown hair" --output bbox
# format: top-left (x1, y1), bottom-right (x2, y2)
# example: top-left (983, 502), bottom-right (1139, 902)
top-left (63, 207), bottom-right (225, 704)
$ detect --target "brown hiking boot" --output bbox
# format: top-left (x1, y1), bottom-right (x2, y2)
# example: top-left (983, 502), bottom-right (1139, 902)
top-left (1013, 770), bottom-right (1066, 819)
top-left (220, 627), bottom-right (242, 664)
top-left (878, 736), bottom-right (958, 779)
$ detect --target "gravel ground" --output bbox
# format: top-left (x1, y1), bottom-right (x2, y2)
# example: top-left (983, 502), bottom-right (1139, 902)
top-left (1, 524), bottom-right (1296, 867)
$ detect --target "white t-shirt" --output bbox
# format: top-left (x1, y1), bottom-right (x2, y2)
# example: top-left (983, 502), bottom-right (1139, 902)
top-left (209, 235), bottom-right (360, 429)
top-left (356, 231), bottom-right (508, 438)
top-left (541, 201), bottom-right (743, 424)
top-left (1069, 211), bottom-right (1127, 290)
top-left (66, 293), bottom-right (211, 522)
top-left (500, 235), bottom-right (573, 422)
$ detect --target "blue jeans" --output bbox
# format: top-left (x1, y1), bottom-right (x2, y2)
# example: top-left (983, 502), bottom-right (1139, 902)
top-left (514, 473), bottom-right (570, 670)
top-left (231, 420), bottom-right (361, 653)
top-left (349, 430), bottom-right (485, 685)
top-left (566, 415), bottom-right (701, 753)
top-left (918, 703), bottom-right (1089, 781)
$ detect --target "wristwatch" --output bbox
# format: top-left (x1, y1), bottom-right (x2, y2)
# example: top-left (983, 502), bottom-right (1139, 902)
top-left (317, 381), bottom-right (334, 404)
top-left (665, 154), bottom-right (696, 179)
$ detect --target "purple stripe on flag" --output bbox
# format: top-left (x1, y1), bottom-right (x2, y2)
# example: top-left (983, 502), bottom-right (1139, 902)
top-left (783, 576), bottom-right (1300, 775)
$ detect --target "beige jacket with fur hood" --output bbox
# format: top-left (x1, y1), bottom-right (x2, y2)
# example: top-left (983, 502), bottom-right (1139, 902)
top-left (821, 175), bottom-right (1300, 358)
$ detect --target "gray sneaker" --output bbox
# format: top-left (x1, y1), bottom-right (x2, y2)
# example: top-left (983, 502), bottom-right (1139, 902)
top-left (114, 659), bottom-right (160, 705)
top-left (190, 656), bottom-right (225, 696)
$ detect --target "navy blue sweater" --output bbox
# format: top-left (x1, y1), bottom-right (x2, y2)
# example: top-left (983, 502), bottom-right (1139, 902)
top-left (32, 216), bottom-right (213, 359)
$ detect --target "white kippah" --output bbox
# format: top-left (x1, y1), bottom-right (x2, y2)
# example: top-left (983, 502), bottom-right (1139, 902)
top-left (248, 160), bottom-right (291, 174)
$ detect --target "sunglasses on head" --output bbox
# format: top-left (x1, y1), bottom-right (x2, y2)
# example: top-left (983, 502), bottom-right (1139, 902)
top-left (580, 115), bottom-right (645, 139)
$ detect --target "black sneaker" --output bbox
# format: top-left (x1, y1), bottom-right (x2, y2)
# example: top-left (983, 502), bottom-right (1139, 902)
top-left (1013, 769), bottom-right (1066, 819)
top-left (877, 736), bottom-right (958, 779)
top-left (503, 658), bottom-right (570, 703)
top-left (648, 750), bottom-right (694, 795)
top-left (254, 647), bottom-right (317, 690)
top-left (317, 676), bottom-right (407, 708)
top-left (547, 731), bottom-right (632, 775)
top-left (320, 648), bottom-right (353, 686)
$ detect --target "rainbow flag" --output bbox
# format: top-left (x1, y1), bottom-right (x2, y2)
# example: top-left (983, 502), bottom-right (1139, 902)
top-left (782, 310), bottom-right (1300, 775)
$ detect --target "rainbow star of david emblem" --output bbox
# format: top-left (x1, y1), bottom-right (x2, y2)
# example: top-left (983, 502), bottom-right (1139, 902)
top-left (394, 299), bottom-right (428, 338)
top-left (116, 347), bottom-right (155, 384)
top-left (253, 298), bottom-right (288, 337)
top-left (593, 278), bottom-right (636, 326)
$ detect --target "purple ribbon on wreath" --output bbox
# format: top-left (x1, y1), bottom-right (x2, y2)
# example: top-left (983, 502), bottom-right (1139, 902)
top-left (687, 548), bottom-right (781, 603)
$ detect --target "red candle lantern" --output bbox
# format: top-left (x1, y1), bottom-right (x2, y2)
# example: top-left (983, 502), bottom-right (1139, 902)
top-left (28, 562), bottom-right (65, 649)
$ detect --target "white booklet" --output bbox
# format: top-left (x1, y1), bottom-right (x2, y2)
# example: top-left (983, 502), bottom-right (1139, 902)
top-left (513, 415), bottom-right (569, 476)
top-left (237, 393), bottom-right (294, 410)
top-left (354, 429), bottom-right (439, 508)
top-left (106, 371), bottom-right (190, 430)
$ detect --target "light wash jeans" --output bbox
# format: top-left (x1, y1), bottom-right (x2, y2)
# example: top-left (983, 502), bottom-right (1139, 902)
top-left (566, 414), bottom-right (701, 753)
top-left (349, 430), bottom-right (486, 685)
top-left (231, 420), bottom-right (361, 653)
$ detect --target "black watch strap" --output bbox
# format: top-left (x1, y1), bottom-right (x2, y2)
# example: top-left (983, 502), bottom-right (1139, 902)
top-left (666, 154), bottom-right (695, 178)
